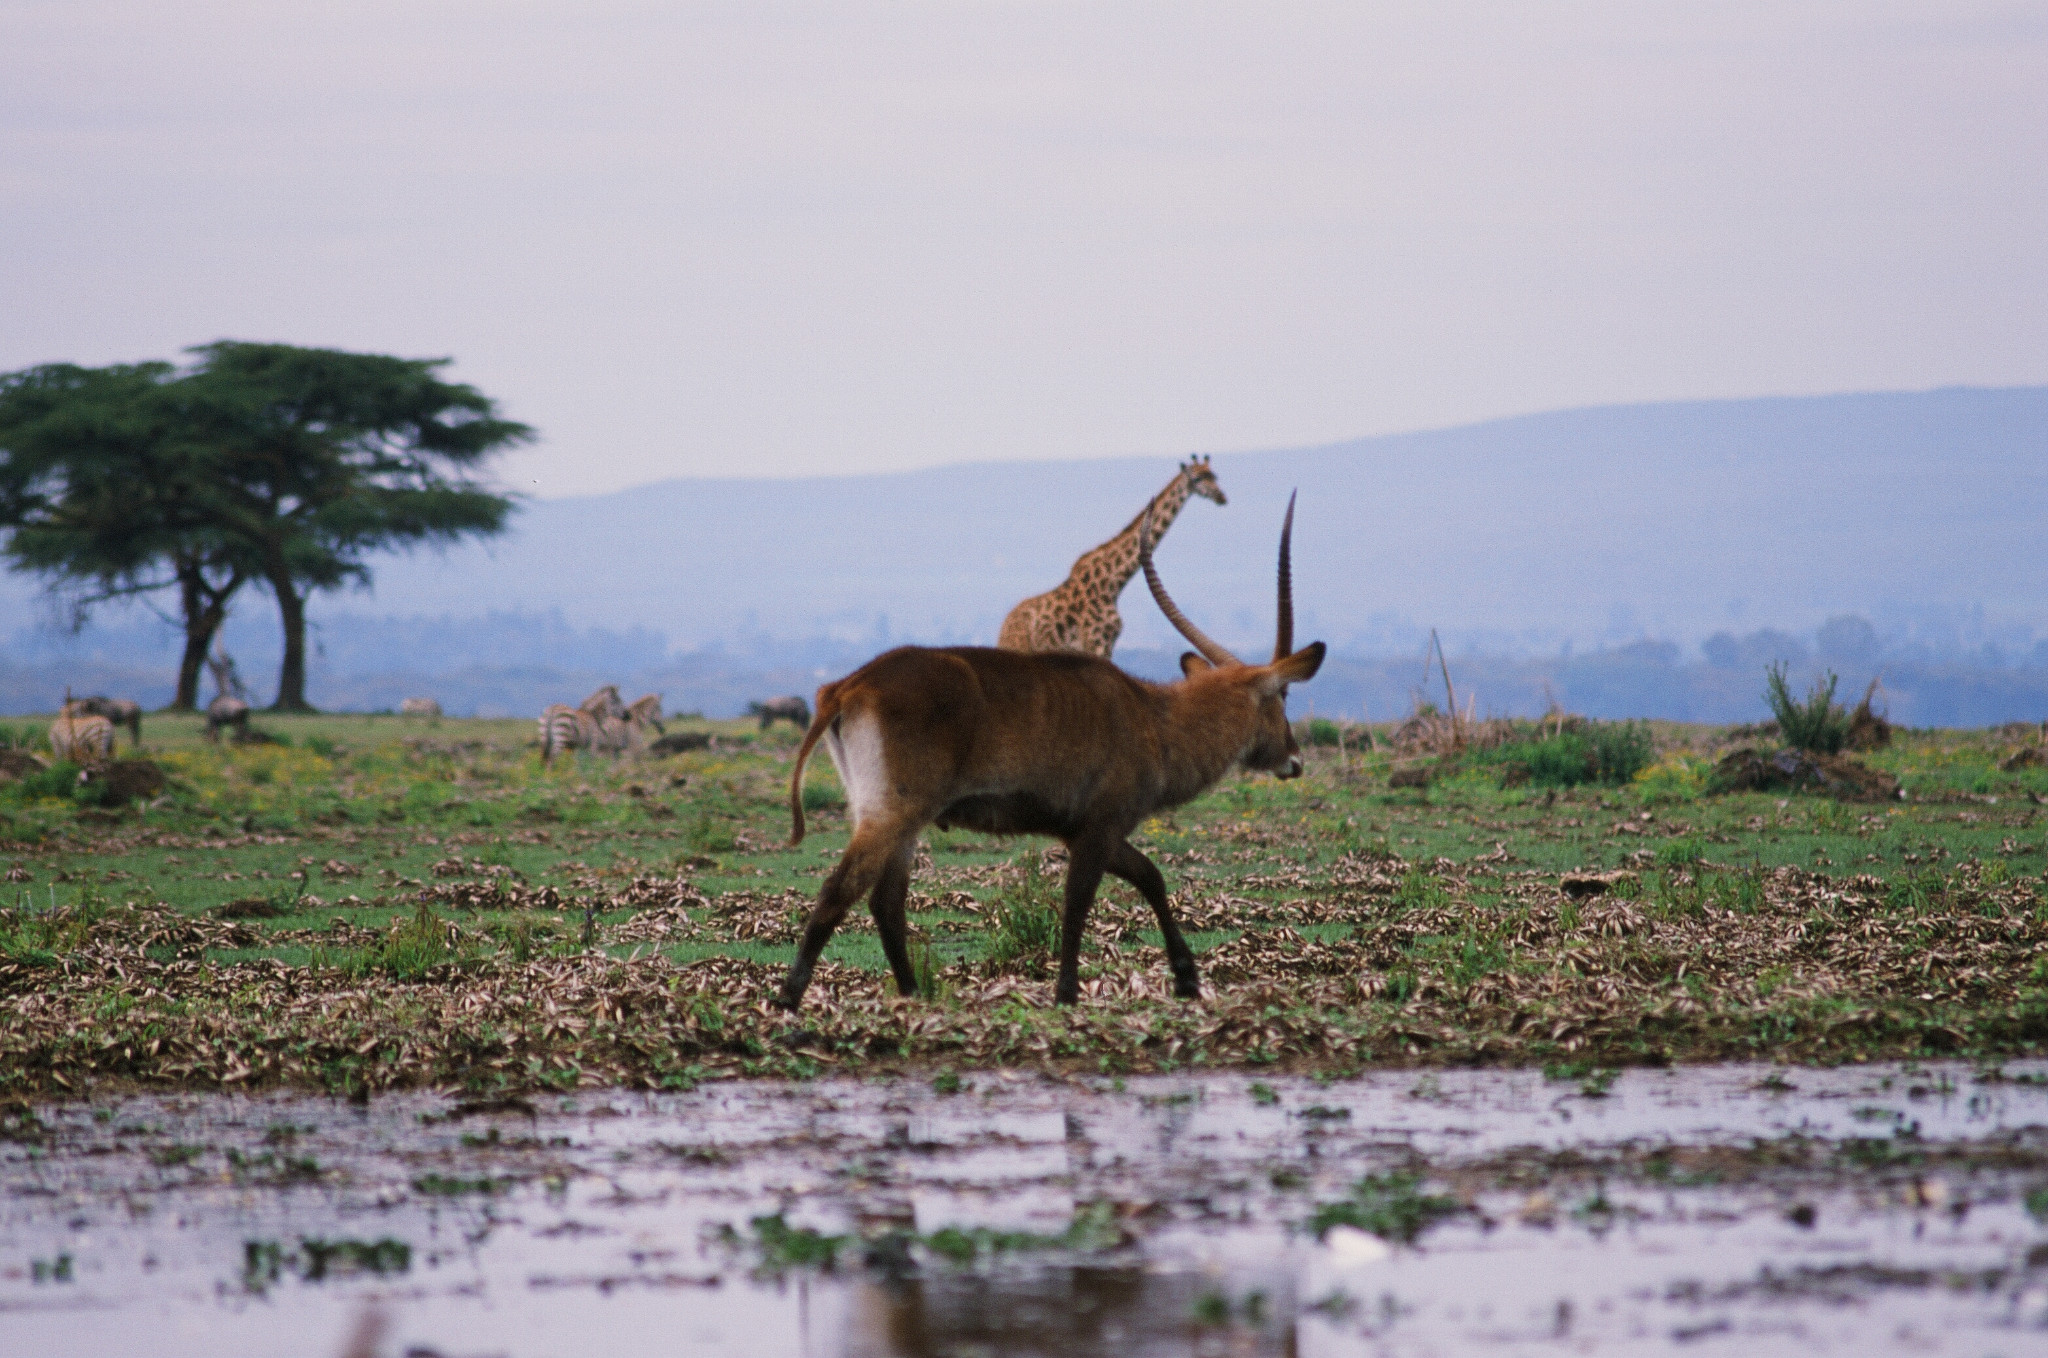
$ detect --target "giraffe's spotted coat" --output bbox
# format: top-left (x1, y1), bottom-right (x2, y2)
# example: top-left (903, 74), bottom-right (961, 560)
top-left (997, 458), bottom-right (1225, 658)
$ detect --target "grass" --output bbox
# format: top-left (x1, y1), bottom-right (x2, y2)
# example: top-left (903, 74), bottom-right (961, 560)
top-left (243, 1236), bottom-right (410, 1290)
top-left (745, 1201), bottom-right (1121, 1275)
top-left (1307, 1171), bottom-right (1461, 1243)
top-left (0, 711), bottom-right (2046, 1095)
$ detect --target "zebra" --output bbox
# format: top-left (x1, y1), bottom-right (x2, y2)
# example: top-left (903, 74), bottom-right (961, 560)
top-left (540, 691), bottom-right (664, 762)
top-left (537, 704), bottom-right (603, 764)
top-left (749, 695), bottom-right (811, 731)
top-left (50, 705), bottom-right (116, 764)
top-left (619, 694), bottom-right (665, 750)
top-left (72, 696), bottom-right (142, 747)
top-left (399, 697), bottom-right (443, 718)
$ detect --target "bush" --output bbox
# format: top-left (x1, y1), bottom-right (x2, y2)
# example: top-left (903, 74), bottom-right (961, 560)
top-left (987, 856), bottom-right (1061, 970)
top-left (1482, 722), bottom-right (1653, 789)
top-left (1297, 717), bottom-right (1345, 748)
top-left (800, 780), bottom-right (844, 813)
top-left (1634, 754), bottom-right (1708, 800)
top-left (318, 902), bottom-right (481, 981)
top-left (0, 723), bottom-right (43, 752)
top-left (1588, 721), bottom-right (1655, 783)
top-left (1, 761), bottom-right (82, 803)
top-left (1765, 663), bottom-right (1849, 754)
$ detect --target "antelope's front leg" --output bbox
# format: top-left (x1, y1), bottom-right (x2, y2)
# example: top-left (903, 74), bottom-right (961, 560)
top-left (1054, 839), bottom-right (1109, 1005)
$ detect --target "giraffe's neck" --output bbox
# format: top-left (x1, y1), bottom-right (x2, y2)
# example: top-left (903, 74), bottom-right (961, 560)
top-left (1074, 472), bottom-right (1196, 597)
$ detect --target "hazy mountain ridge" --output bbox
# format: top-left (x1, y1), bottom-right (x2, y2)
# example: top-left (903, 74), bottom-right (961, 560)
top-left (3, 386), bottom-right (2046, 723)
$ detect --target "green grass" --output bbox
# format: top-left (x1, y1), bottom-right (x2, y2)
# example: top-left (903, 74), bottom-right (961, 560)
top-left (3, 712), bottom-right (2048, 1093)
top-left (1307, 1171), bottom-right (1461, 1243)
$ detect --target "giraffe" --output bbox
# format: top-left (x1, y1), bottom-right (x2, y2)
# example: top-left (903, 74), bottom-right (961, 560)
top-left (997, 457), bottom-right (1227, 658)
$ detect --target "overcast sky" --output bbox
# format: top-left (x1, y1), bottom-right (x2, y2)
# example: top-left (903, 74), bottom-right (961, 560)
top-left (3, 2), bottom-right (2043, 497)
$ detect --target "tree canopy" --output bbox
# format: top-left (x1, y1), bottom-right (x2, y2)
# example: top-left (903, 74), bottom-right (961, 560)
top-left (0, 342), bottom-right (531, 710)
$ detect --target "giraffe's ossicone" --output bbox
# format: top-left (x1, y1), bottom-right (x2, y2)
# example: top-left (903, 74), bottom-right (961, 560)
top-left (998, 457), bottom-right (1226, 659)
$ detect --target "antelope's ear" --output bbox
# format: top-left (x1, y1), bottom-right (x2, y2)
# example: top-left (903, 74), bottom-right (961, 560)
top-left (1272, 641), bottom-right (1325, 686)
top-left (1179, 651), bottom-right (1213, 677)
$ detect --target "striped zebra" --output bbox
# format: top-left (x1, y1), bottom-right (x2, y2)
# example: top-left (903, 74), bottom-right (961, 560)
top-left (51, 705), bottom-right (116, 764)
top-left (540, 686), bottom-right (620, 764)
top-left (72, 695), bottom-right (142, 746)
top-left (580, 685), bottom-right (627, 721)
top-left (618, 694), bottom-right (665, 751)
top-left (539, 690), bottom-right (664, 763)
top-left (537, 704), bottom-right (604, 764)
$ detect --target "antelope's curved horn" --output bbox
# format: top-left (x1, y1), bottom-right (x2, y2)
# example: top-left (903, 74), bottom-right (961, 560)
top-left (1275, 490), bottom-right (1296, 661)
top-left (1139, 505), bottom-right (1239, 669)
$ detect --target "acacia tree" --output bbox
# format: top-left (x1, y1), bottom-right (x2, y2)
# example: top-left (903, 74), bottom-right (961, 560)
top-left (174, 342), bottom-right (530, 711)
top-left (1, 343), bottom-right (529, 711)
top-left (0, 362), bottom-right (255, 708)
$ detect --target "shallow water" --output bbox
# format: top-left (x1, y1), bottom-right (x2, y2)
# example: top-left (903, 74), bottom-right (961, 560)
top-left (6, 1061), bottom-right (2048, 1356)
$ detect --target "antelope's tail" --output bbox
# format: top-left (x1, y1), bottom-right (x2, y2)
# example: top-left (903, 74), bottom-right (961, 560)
top-left (787, 684), bottom-right (841, 847)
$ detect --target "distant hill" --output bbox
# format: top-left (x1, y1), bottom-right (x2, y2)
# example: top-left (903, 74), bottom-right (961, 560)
top-left (4, 386), bottom-right (2046, 720)
top-left (265, 384), bottom-right (2048, 654)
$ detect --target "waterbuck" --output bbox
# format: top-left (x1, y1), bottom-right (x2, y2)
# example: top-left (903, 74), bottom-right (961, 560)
top-left (778, 495), bottom-right (1324, 1009)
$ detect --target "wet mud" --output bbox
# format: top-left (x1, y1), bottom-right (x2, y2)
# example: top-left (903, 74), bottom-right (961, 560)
top-left (6, 1062), bottom-right (2048, 1355)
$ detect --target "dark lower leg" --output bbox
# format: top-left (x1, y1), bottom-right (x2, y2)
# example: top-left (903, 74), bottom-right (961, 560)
top-left (778, 848), bottom-right (888, 1009)
top-left (869, 848), bottom-right (918, 996)
top-left (1055, 842), bottom-right (1108, 1005)
top-left (1109, 839), bottom-right (1199, 998)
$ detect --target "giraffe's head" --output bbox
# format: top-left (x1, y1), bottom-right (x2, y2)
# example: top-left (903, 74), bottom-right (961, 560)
top-left (1179, 456), bottom-right (1226, 506)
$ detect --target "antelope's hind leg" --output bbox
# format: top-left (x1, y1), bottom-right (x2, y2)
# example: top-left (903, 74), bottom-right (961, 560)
top-left (777, 823), bottom-right (913, 1010)
top-left (1109, 839), bottom-right (1200, 999)
top-left (869, 842), bottom-right (919, 997)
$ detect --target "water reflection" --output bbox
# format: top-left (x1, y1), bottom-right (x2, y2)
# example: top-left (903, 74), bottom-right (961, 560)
top-left (6, 1063), bottom-right (2047, 1358)
top-left (834, 1267), bottom-right (1294, 1358)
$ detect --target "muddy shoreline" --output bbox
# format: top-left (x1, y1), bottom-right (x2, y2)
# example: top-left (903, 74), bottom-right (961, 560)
top-left (6, 1061), bottom-right (2048, 1355)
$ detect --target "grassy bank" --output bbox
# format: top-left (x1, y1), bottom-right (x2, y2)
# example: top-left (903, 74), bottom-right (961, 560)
top-left (2, 711), bottom-right (2046, 1095)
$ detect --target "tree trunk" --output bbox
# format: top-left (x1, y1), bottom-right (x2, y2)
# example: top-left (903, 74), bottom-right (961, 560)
top-left (264, 564), bottom-right (315, 712)
top-left (172, 563), bottom-right (235, 710)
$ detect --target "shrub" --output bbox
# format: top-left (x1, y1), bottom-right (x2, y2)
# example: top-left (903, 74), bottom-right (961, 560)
top-left (1587, 721), bottom-right (1655, 783)
top-left (1297, 717), bottom-right (1345, 748)
top-left (1765, 663), bottom-right (1849, 754)
top-left (0, 723), bottom-right (43, 752)
top-left (1, 760), bottom-right (82, 803)
top-left (320, 902), bottom-right (482, 981)
top-left (800, 780), bottom-right (844, 813)
top-left (1482, 722), bottom-right (1653, 788)
top-left (1634, 754), bottom-right (1708, 800)
top-left (987, 855), bottom-right (1061, 970)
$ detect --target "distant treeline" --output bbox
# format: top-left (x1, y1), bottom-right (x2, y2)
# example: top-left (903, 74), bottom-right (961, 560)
top-left (3, 610), bottom-right (2046, 727)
